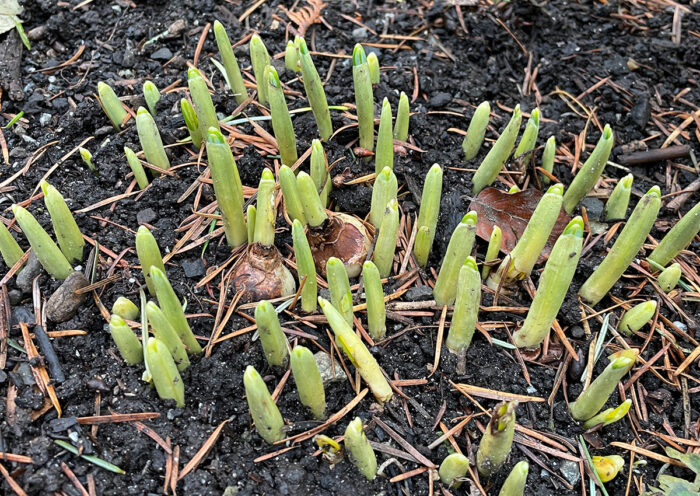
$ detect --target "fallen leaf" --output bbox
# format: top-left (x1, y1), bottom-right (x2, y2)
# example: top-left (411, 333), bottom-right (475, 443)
top-left (468, 187), bottom-right (571, 257)
top-left (0, 0), bottom-right (23, 36)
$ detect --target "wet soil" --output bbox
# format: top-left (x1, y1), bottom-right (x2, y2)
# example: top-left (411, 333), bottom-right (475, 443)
top-left (1, 1), bottom-right (699, 495)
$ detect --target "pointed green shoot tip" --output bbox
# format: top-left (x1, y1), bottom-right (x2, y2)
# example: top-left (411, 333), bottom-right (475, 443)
top-left (312, 139), bottom-right (323, 152)
top-left (267, 65), bottom-right (281, 88)
top-left (187, 67), bottom-right (201, 80)
top-left (463, 256), bottom-right (478, 272)
top-left (647, 185), bottom-right (661, 197)
top-left (602, 124), bottom-right (613, 140)
top-left (462, 211), bottom-right (477, 225)
top-left (261, 168), bottom-right (274, 181)
top-left (382, 97), bottom-right (390, 109)
top-left (563, 216), bottom-right (584, 237)
top-left (530, 108), bottom-right (540, 124)
top-left (352, 44), bottom-right (367, 66)
top-left (137, 106), bottom-right (149, 116)
top-left (206, 127), bottom-right (225, 144)
top-left (296, 36), bottom-right (308, 54)
top-left (547, 183), bottom-right (564, 196)
top-left (612, 356), bottom-right (634, 370)
top-left (620, 174), bottom-right (633, 188)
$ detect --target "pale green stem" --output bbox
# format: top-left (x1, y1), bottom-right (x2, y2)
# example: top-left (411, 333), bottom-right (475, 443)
top-left (393, 91), bottom-right (410, 142)
top-left (297, 171), bottom-right (328, 227)
top-left (310, 139), bottom-right (331, 207)
top-left (463, 101), bottom-right (490, 160)
top-left (433, 211), bottom-right (477, 306)
top-left (482, 225), bottom-right (502, 280)
top-left (97, 81), bottom-right (127, 129)
top-left (498, 461), bottom-right (529, 496)
top-left (583, 399), bottom-right (632, 429)
top-left (363, 261), bottom-right (385, 340)
top-left (439, 453), bottom-right (469, 487)
top-left (472, 105), bottom-right (522, 194)
top-left (476, 401), bottom-right (517, 477)
top-left (290, 346), bottom-right (326, 419)
top-left (187, 67), bottom-right (220, 138)
top-left (253, 169), bottom-right (277, 247)
top-left (180, 98), bottom-right (202, 149)
top-left (514, 108), bottom-right (540, 165)
top-left (373, 198), bottom-right (399, 278)
top-left (326, 257), bottom-right (353, 325)
top-left (344, 417), bottom-right (377, 480)
top-left (414, 164), bottom-right (443, 267)
top-left (40, 181), bottom-right (84, 263)
top-left (604, 173), bottom-right (633, 220)
top-left (145, 337), bottom-right (184, 407)
top-left (112, 296), bottom-right (139, 321)
top-left (292, 219), bottom-right (317, 313)
top-left (79, 148), bottom-right (94, 170)
top-left (375, 98), bottom-right (393, 173)
top-left (648, 200), bottom-right (700, 266)
top-left (367, 52), bottom-right (380, 84)
top-left (250, 34), bottom-right (271, 105)
top-left (136, 107), bottom-right (170, 170)
top-left (0, 221), bottom-right (24, 270)
top-left (267, 66), bottom-right (298, 166)
top-left (124, 146), bottom-right (149, 189)
top-left (255, 300), bottom-right (290, 368)
top-left (279, 165), bottom-right (306, 224)
top-left (445, 257), bottom-right (481, 353)
top-left (243, 365), bottom-right (284, 443)
top-left (109, 315), bottom-right (143, 365)
top-left (295, 36), bottom-right (332, 141)
top-left (143, 81), bottom-right (160, 115)
top-left (658, 262), bottom-right (681, 292)
top-left (353, 44), bottom-right (374, 152)
top-left (135, 225), bottom-right (166, 296)
top-left (247, 205), bottom-right (256, 245)
top-left (370, 166), bottom-right (397, 228)
top-left (11, 205), bottom-right (72, 279)
top-left (213, 20), bottom-right (248, 104)
top-left (146, 301), bottom-right (190, 371)
top-left (618, 301), bottom-right (656, 335)
top-left (540, 136), bottom-right (556, 185)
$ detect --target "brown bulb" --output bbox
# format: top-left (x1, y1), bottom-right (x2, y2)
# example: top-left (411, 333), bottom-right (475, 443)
top-left (307, 213), bottom-right (371, 278)
top-left (232, 243), bottom-right (296, 304)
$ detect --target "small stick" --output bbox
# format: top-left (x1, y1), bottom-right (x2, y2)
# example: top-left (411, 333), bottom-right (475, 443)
top-left (33, 325), bottom-right (65, 383)
top-left (617, 144), bottom-right (690, 165)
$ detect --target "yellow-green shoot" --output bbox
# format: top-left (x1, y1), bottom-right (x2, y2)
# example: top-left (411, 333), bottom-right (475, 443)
top-left (213, 20), bottom-right (248, 104)
top-left (246, 205), bottom-right (256, 245)
top-left (569, 348), bottom-right (638, 421)
top-left (579, 187), bottom-right (661, 306)
top-left (112, 296), bottom-right (139, 321)
top-left (618, 301), bottom-right (656, 335)
top-left (295, 37), bottom-right (332, 141)
top-left (462, 101), bottom-right (490, 161)
top-left (244, 365), bottom-right (284, 443)
top-left (97, 81), bottom-right (127, 129)
top-left (285, 40), bottom-right (299, 72)
top-left (310, 139), bottom-right (331, 207)
top-left (352, 44), bottom-right (374, 152)
top-left (267, 66), bottom-right (298, 166)
top-left (648, 200), bottom-right (700, 267)
top-left (250, 34), bottom-right (271, 105)
top-left (297, 171), bottom-right (328, 228)
top-left (124, 146), bottom-right (149, 190)
top-left (136, 107), bottom-right (170, 171)
top-left (292, 219), bottom-right (317, 313)
top-left (512, 217), bottom-right (583, 348)
top-left (135, 225), bottom-right (166, 295)
top-left (254, 300), bottom-right (289, 368)
top-left (150, 266), bottom-right (202, 354)
top-left (40, 181), bottom-right (84, 263)
top-left (477, 401), bottom-right (517, 477)
top-left (373, 198), bottom-right (399, 278)
top-left (583, 399), bottom-right (632, 430)
top-left (592, 455), bottom-right (624, 483)
top-left (254, 169), bottom-right (277, 247)
top-left (143, 81), bottom-right (160, 115)
top-left (658, 262), bottom-right (681, 292)
top-left (472, 105), bottom-right (522, 194)
top-left (439, 453), bottom-right (469, 487)
top-left (188, 67), bottom-right (220, 138)
top-left (279, 165), bottom-right (306, 224)
top-left (180, 98), bottom-right (202, 149)
top-left (375, 98), bottom-right (393, 173)
top-left (290, 345), bottom-right (325, 419)
top-left (514, 108), bottom-right (540, 165)
top-left (11, 205), bottom-right (72, 279)
top-left (562, 124), bottom-right (614, 214)
top-left (344, 417), bottom-right (377, 480)
top-left (145, 337), bottom-right (185, 407)
top-left (604, 174), bottom-right (633, 220)
top-left (319, 297), bottom-right (392, 403)
top-left (433, 211), bottom-right (477, 306)
top-left (370, 166), bottom-right (397, 228)
top-left (445, 257), bottom-right (480, 354)
top-left (482, 225), bottom-right (502, 280)
top-left (327, 257), bottom-right (353, 326)
top-left (206, 128), bottom-right (248, 248)
top-left (367, 52), bottom-right (380, 85)
top-left (146, 301), bottom-right (190, 372)
top-left (498, 460), bottom-right (529, 496)
top-left (414, 164), bottom-right (443, 267)
top-left (109, 314), bottom-right (143, 365)
top-left (363, 261), bottom-right (385, 340)
top-left (393, 92), bottom-right (410, 142)
top-left (0, 221), bottom-right (24, 270)
top-left (540, 136), bottom-right (556, 185)
top-left (79, 147), bottom-right (95, 171)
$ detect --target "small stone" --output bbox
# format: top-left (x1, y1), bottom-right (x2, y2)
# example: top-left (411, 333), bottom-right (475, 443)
top-left (17, 362), bottom-right (35, 386)
top-left (94, 125), bottom-right (114, 137)
top-left (405, 285), bottom-right (433, 301)
top-left (9, 147), bottom-right (28, 159)
top-left (428, 92), bottom-right (451, 108)
top-left (40, 113), bottom-right (52, 127)
top-left (167, 19), bottom-right (186, 35)
top-left (314, 352), bottom-right (347, 385)
top-left (49, 416), bottom-right (78, 433)
top-left (8, 289), bottom-right (22, 305)
top-left (181, 258), bottom-right (205, 278)
top-left (581, 197), bottom-right (604, 221)
top-left (151, 47), bottom-right (173, 61)
top-left (352, 27), bottom-right (368, 41)
top-left (45, 272), bottom-right (90, 323)
top-left (629, 95), bottom-right (651, 130)
top-left (559, 460), bottom-right (581, 486)
top-left (137, 208), bottom-right (157, 225)
top-left (0, 370), bottom-right (6, 383)
top-left (570, 325), bottom-right (585, 339)
top-left (86, 377), bottom-right (110, 392)
top-left (27, 25), bottom-right (47, 41)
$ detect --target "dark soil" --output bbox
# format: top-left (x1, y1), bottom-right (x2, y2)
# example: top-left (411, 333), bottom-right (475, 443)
top-left (1, 1), bottom-right (699, 495)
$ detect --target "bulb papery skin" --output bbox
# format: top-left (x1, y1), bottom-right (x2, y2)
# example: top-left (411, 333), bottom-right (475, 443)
top-left (232, 243), bottom-right (296, 303)
top-left (307, 213), bottom-right (371, 278)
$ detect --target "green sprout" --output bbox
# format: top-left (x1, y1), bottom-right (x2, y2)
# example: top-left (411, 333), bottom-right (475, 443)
top-left (562, 124), bottom-right (614, 214)
top-left (375, 98), bottom-right (393, 173)
top-left (393, 92), bottom-right (410, 142)
top-left (40, 180), bottom-right (85, 263)
top-left (213, 20), bottom-right (248, 104)
top-left (648, 200), bottom-right (700, 267)
top-left (658, 262), bottom-right (681, 292)
top-left (472, 105), bottom-right (522, 194)
top-left (206, 128), bottom-right (248, 248)
top-left (618, 300), bottom-right (656, 335)
top-left (290, 346), bottom-right (326, 419)
top-left (145, 337), bottom-right (185, 407)
top-left (143, 81), bottom-right (160, 115)
top-left (0, 221), bottom-right (24, 270)
top-left (370, 166), bottom-right (397, 228)
top-left (11, 205), bottom-right (72, 279)
top-left (112, 296), bottom-right (139, 321)
top-left (514, 108), bottom-right (540, 165)
top-left (136, 107), bottom-right (170, 171)
top-left (297, 170), bottom-right (328, 226)
top-left (135, 225), bottom-right (166, 295)
top-left (244, 365), bottom-right (285, 443)
top-left (363, 261), bottom-right (386, 340)
top-left (97, 81), bottom-right (127, 129)
top-left (79, 147), bottom-right (95, 171)
top-left (604, 174), bottom-right (633, 221)
top-left (150, 266), bottom-right (202, 354)
top-left (569, 348), bottom-right (638, 421)
top-left (267, 66), bottom-right (298, 166)
top-left (319, 297), bottom-right (392, 404)
top-left (188, 67), bottom-right (221, 140)
top-left (488, 184), bottom-right (564, 288)
top-left (508, 185), bottom-right (520, 194)
top-left (180, 98), bottom-right (202, 149)
top-left (124, 146), bottom-right (149, 190)
top-left (327, 257), bottom-right (353, 325)
top-left (583, 399), bottom-right (632, 430)
top-left (285, 40), bottom-right (299, 72)
top-left (373, 198), bottom-right (399, 278)
top-left (482, 225), bottom-right (502, 280)
top-left (414, 164), bottom-right (443, 268)
top-left (498, 460), bottom-right (529, 496)
top-left (295, 36), bottom-right (333, 141)
top-left (255, 300), bottom-right (290, 368)
top-left (592, 455), bottom-right (624, 483)
top-left (367, 52), bottom-right (380, 85)
top-left (247, 205), bottom-right (256, 245)
top-left (512, 217), bottom-right (584, 348)
top-left (462, 101), bottom-right (490, 160)
top-left (540, 136), bottom-right (556, 185)
top-left (579, 187), bottom-right (661, 306)
top-left (250, 34), bottom-right (271, 105)
top-left (279, 165), bottom-right (306, 224)
top-left (439, 453), bottom-right (469, 487)
top-left (445, 257), bottom-right (481, 354)
top-left (146, 301), bottom-right (190, 372)
top-left (254, 168), bottom-right (277, 247)
top-left (109, 314), bottom-right (143, 365)
top-left (352, 44), bottom-right (374, 152)
top-left (292, 219), bottom-right (317, 313)
top-left (433, 211), bottom-right (477, 306)
top-left (477, 401), bottom-right (517, 477)
top-left (310, 139), bottom-right (331, 207)
top-left (344, 417), bottom-right (377, 480)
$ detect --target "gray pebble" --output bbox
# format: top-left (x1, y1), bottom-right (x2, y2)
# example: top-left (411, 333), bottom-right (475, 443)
top-left (45, 272), bottom-right (89, 323)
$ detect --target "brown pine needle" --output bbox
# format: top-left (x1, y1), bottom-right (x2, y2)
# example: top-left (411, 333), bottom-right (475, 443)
top-left (178, 420), bottom-right (230, 481)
